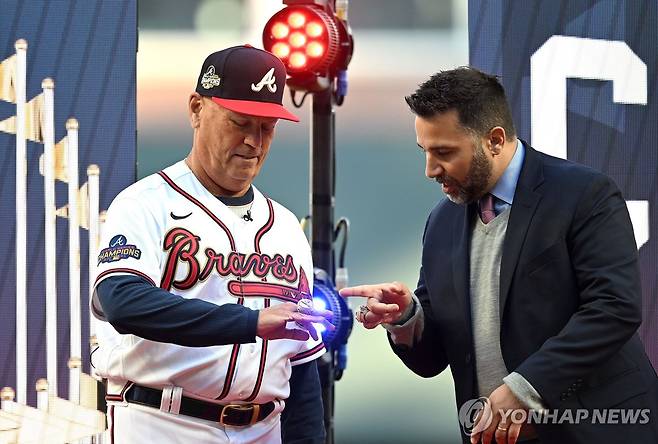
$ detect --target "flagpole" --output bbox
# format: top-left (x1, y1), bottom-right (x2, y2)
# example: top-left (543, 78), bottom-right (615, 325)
top-left (87, 165), bottom-right (100, 343)
top-left (42, 77), bottom-right (58, 398)
top-left (14, 38), bottom-right (28, 405)
top-left (67, 118), bottom-right (81, 403)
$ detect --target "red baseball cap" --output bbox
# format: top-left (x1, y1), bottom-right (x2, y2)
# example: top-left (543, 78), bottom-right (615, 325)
top-left (195, 45), bottom-right (299, 122)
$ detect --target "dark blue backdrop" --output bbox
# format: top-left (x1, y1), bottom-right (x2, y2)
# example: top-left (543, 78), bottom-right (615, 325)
top-left (0, 0), bottom-right (136, 404)
top-left (469, 0), bottom-right (657, 370)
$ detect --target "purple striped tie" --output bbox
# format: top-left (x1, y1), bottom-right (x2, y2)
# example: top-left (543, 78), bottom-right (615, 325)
top-left (479, 193), bottom-right (496, 224)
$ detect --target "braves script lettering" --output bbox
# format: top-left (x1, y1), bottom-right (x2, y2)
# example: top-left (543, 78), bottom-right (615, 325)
top-left (161, 227), bottom-right (298, 290)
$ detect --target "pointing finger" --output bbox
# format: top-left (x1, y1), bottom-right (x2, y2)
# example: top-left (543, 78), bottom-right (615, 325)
top-left (339, 285), bottom-right (383, 299)
top-left (389, 281), bottom-right (410, 294)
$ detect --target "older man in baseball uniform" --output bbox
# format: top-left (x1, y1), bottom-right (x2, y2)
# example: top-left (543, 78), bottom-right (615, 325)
top-left (91, 45), bottom-right (332, 444)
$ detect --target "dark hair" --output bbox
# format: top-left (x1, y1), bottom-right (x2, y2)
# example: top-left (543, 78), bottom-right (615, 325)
top-left (405, 66), bottom-right (516, 138)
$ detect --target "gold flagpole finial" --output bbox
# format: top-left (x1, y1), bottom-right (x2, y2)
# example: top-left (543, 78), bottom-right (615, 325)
top-left (42, 78), bottom-right (54, 89)
top-left (68, 357), bottom-right (82, 369)
top-left (0, 386), bottom-right (15, 401)
top-left (66, 117), bottom-right (79, 130)
top-left (35, 378), bottom-right (49, 392)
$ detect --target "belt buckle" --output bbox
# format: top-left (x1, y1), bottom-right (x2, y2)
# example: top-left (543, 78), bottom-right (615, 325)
top-left (219, 403), bottom-right (260, 427)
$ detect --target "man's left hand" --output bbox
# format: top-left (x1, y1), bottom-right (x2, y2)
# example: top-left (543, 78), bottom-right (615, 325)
top-left (471, 384), bottom-right (527, 444)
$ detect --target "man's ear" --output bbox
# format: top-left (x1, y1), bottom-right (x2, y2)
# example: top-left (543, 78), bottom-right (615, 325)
top-left (488, 126), bottom-right (506, 156)
top-left (189, 93), bottom-right (203, 129)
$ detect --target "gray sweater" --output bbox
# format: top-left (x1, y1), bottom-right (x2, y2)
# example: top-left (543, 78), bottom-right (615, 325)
top-left (386, 210), bottom-right (545, 413)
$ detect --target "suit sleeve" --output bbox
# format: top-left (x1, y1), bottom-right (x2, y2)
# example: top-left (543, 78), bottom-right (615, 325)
top-left (383, 293), bottom-right (424, 346)
top-left (515, 174), bottom-right (642, 407)
top-left (387, 215), bottom-right (449, 378)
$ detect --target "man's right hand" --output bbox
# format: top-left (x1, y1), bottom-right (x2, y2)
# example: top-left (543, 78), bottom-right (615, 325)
top-left (257, 302), bottom-right (334, 341)
top-left (339, 282), bottom-right (413, 328)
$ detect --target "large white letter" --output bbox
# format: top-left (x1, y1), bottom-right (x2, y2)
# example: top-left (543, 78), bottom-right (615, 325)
top-left (531, 35), bottom-right (648, 248)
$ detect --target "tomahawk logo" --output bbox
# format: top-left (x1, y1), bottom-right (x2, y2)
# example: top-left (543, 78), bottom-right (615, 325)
top-left (227, 267), bottom-right (312, 303)
top-left (251, 68), bottom-right (277, 93)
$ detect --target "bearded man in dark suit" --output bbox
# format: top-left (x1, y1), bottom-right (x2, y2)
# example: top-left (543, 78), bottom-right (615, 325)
top-left (341, 67), bottom-right (658, 444)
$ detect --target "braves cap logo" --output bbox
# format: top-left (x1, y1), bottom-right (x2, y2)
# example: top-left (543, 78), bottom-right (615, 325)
top-left (201, 65), bottom-right (221, 89)
top-left (251, 68), bottom-right (277, 93)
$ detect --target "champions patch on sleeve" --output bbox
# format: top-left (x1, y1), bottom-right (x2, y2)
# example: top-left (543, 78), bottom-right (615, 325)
top-left (98, 234), bottom-right (142, 265)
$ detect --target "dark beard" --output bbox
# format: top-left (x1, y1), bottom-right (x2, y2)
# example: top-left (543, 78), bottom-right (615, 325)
top-left (444, 142), bottom-right (492, 205)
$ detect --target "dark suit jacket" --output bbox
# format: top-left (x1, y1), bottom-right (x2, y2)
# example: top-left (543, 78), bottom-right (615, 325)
top-left (390, 144), bottom-right (658, 444)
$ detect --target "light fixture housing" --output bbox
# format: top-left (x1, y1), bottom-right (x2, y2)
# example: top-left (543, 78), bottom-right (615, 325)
top-left (263, 1), bottom-right (353, 92)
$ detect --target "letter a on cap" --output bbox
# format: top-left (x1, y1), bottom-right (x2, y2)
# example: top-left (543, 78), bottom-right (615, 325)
top-left (251, 68), bottom-right (277, 93)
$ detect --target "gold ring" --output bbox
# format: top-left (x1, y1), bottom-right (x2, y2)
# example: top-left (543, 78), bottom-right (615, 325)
top-left (496, 425), bottom-right (508, 432)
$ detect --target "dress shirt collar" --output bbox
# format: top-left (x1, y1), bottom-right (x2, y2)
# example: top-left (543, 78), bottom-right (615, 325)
top-left (490, 139), bottom-right (525, 205)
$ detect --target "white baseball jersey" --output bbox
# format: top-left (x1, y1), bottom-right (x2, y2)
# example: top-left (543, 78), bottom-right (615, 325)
top-left (91, 160), bottom-right (325, 405)
top-left (108, 402), bottom-right (284, 444)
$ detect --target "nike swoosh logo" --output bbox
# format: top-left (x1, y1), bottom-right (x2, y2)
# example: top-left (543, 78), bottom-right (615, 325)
top-left (170, 211), bottom-right (192, 220)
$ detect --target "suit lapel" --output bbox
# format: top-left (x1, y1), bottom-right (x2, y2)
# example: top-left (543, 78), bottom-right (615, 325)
top-left (499, 145), bottom-right (544, 321)
top-left (452, 202), bottom-right (476, 344)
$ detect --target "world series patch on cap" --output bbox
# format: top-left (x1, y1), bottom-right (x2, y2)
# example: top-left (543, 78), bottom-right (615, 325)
top-left (195, 45), bottom-right (299, 122)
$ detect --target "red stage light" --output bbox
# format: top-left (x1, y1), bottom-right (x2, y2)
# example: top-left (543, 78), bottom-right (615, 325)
top-left (289, 52), bottom-right (307, 68)
top-left (263, 5), bottom-right (346, 77)
top-left (272, 42), bottom-right (291, 58)
top-left (288, 12), bottom-right (306, 28)
top-left (289, 32), bottom-right (307, 48)
top-left (306, 22), bottom-right (324, 38)
top-left (271, 22), bottom-right (289, 39)
top-left (306, 42), bottom-right (324, 58)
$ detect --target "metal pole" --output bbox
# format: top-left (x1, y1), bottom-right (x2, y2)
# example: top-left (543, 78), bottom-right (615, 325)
top-left (14, 38), bottom-right (28, 405)
top-left (88, 165), bottom-right (100, 342)
top-left (310, 87), bottom-right (336, 444)
top-left (310, 88), bottom-right (335, 279)
top-left (42, 78), bottom-right (58, 398)
top-left (318, 353), bottom-right (335, 444)
top-left (67, 118), bottom-right (82, 404)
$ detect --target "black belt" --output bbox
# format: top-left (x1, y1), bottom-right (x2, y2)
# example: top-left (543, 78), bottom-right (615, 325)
top-left (125, 384), bottom-right (275, 427)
